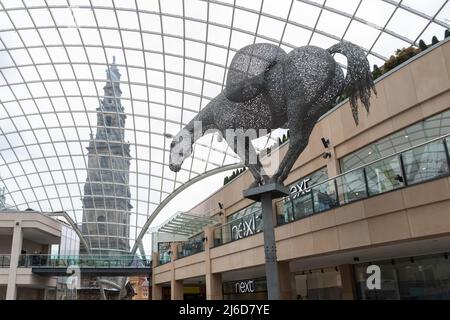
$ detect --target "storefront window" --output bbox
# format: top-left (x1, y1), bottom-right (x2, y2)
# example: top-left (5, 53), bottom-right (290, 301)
top-left (341, 109), bottom-right (450, 172)
top-left (294, 268), bottom-right (343, 300)
top-left (355, 253), bottom-right (450, 300)
top-left (402, 140), bottom-right (449, 185)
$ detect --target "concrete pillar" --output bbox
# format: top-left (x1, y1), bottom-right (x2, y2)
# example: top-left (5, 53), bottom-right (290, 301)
top-left (152, 284), bottom-right (163, 300)
top-left (340, 264), bottom-right (357, 300)
top-left (6, 220), bottom-right (23, 300)
top-left (279, 261), bottom-right (293, 300)
top-left (326, 157), bottom-right (341, 177)
top-left (151, 252), bottom-right (162, 300)
top-left (169, 242), bottom-right (184, 300)
top-left (204, 226), bottom-right (223, 300)
top-left (206, 273), bottom-right (223, 300)
top-left (171, 279), bottom-right (184, 300)
top-left (170, 242), bottom-right (178, 261)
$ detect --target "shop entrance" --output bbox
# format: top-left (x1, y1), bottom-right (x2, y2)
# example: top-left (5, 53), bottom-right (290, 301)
top-left (183, 276), bottom-right (206, 300)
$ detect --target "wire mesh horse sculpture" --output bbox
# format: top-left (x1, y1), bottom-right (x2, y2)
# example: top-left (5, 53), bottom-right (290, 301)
top-left (169, 41), bottom-right (376, 188)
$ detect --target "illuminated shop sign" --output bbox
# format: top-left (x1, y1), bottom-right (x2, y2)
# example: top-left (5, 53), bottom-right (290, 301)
top-left (235, 280), bottom-right (255, 294)
top-left (222, 278), bottom-right (267, 296)
top-left (231, 215), bottom-right (256, 240)
top-left (289, 178), bottom-right (311, 198)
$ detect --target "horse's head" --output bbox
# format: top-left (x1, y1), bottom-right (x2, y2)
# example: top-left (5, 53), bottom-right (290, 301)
top-left (168, 130), bottom-right (193, 172)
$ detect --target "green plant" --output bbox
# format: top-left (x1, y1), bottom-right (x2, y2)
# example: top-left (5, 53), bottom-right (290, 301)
top-left (383, 46), bottom-right (421, 73)
top-left (223, 167), bottom-right (247, 185)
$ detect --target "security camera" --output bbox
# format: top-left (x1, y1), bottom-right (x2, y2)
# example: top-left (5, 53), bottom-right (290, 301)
top-left (322, 152), bottom-right (332, 159)
top-left (321, 137), bottom-right (330, 149)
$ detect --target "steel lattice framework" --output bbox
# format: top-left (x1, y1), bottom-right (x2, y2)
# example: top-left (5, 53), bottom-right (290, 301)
top-left (0, 0), bottom-right (449, 255)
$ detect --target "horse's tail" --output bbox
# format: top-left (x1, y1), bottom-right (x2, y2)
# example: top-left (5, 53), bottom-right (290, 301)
top-left (328, 41), bottom-right (376, 125)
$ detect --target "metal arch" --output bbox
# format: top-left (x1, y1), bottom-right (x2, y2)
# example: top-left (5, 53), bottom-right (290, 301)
top-left (46, 210), bottom-right (91, 255)
top-left (130, 163), bottom-right (244, 256)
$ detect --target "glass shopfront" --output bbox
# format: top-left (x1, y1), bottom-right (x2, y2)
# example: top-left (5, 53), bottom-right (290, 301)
top-left (223, 278), bottom-right (267, 300)
top-left (341, 108), bottom-right (450, 172)
top-left (355, 253), bottom-right (450, 300)
top-left (293, 267), bottom-right (343, 300)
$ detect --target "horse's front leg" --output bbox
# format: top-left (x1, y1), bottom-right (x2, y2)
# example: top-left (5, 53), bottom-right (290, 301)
top-left (269, 105), bottom-right (314, 185)
top-left (225, 132), bottom-right (267, 187)
top-left (245, 140), bottom-right (270, 188)
top-left (266, 134), bottom-right (307, 185)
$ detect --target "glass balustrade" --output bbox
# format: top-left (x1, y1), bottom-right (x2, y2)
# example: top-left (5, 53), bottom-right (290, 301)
top-left (16, 254), bottom-right (151, 268)
top-left (214, 210), bottom-right (262, 246)
top-left (159, 252), bottom-right (172, 265)
top-left (177, 240), bottom-right (205, 259)
top-left (0, 255), bottom-right (11, 267)
top-left (312, 179), bottom-right (339, 213)
top-left (365, 154), bottom-right (404, 196)
top-left (336, 168), bottom-right (367, 205)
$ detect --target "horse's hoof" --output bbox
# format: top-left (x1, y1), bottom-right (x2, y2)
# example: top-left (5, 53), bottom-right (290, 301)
top-left (266, 176), bottom-right (285, 185)
top-left (248, 181), bottom-right (261, 189)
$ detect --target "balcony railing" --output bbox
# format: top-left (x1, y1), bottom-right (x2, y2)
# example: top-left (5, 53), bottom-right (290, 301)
top-left (177, 239), bottom-right (205, 259)
top-left (159, 251), bottom-right (172, 265)
top-left (213, 210), bottom-right (262, 246)
top-left (17, 254), bottom-right (151, 268)
top-left (0, 254), bottom-right (11, 267)
top-left (276, 134), bottom-right (450, 224)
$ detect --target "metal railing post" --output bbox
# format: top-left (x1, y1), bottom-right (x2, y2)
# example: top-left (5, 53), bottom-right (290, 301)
top-left (443, 138), bottom-right (450, 172)
top-left (334, 178), bottom-right (340, 206)
top-left (399, 154), bottom-right (408, 187)
top-left (363, 168), bottom-right (370, 198)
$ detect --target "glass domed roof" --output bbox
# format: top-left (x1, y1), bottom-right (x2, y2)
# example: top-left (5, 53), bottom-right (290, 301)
top-left (0, 0), bottom-right (449, 254)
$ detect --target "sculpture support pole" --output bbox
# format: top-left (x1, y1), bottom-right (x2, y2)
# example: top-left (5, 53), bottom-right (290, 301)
top-left (261, 192), bottom-right (280, 300)
top-left (243, 183), bottom-right (289, 300)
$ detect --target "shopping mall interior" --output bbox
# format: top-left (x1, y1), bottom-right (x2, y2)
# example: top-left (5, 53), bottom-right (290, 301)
top-left (0, 0), bottom-right (450, 301)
